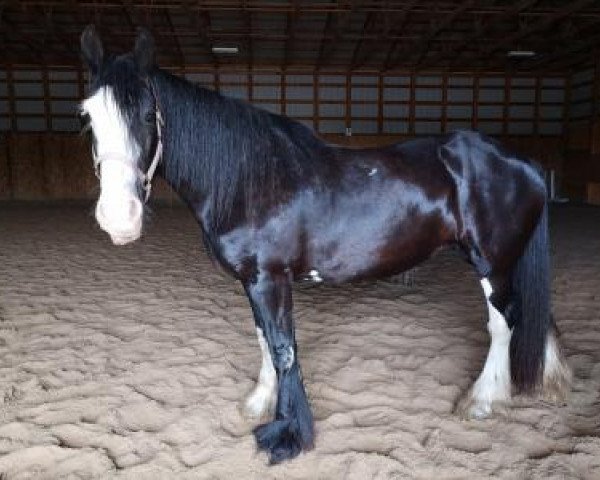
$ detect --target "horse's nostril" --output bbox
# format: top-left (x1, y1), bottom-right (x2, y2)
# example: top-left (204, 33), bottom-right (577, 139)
top-left (129, 199), bottom-right (142, 220)
top-left (96, 198), bottom-right (141, 228)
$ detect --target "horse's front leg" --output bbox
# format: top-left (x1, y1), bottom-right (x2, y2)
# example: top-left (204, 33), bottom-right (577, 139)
top-left (243, 268), bottom-right (314, 463)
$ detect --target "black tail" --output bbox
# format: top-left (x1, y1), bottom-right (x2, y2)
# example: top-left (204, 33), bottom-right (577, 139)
top-left (509, 201), bottom-right (551, 392)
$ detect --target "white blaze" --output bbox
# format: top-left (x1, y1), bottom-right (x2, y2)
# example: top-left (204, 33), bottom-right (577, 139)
top-left (81, 86), bottom-right (143, 245)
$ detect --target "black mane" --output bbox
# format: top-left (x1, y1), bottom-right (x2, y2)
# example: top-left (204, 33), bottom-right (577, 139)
top-left (149, 69), bottom-right (330, 227)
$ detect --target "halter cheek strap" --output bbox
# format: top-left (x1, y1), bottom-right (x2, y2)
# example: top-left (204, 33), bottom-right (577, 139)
top-left (141, 108), bottom-right (163, 202)
top-left (92, 106), bottom-right (164, 203)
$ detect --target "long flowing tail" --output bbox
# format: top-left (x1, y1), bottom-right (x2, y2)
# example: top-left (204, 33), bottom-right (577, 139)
top-left (509, 201), bottom-right (551, 392)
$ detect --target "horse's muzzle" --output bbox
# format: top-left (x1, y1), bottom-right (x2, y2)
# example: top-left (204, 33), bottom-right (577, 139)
top-left (95, 196), bottom-right (143, 245)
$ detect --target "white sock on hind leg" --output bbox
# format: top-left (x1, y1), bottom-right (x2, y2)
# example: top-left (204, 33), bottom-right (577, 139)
top-left (460, 278), bottom-right (512, 418)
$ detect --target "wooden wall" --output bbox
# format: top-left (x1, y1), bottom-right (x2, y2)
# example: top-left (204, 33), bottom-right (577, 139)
top-left (0, 66), bottom-right (575, 202)
top-left (0, 133), bottom-right (177, 202)
top-left (563, 63), bottom-right (600, 202)
top-left (1, 131), bottom-right (564, 202)
top-left (1, 67), bottom-right (565, 137)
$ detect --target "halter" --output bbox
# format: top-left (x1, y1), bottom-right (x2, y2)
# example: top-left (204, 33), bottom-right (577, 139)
top-left (92, 83), bottom-right (164, 203)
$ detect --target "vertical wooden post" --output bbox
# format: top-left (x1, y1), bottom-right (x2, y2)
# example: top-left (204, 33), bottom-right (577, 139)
top-left (6, 66), bottom-right (16, 199)
top-left (441, 72), bottom-right (448, 133)
top-left (563, 73), bottom-right (571, 139)
top-left (6, 66), bottom-right (16, 132)
top-left (42, 65), bottom-right (51, 131)
top-left (593, 49), bottom-right (600, 122)
top-left (41, 66), bottom-right (51, 198)
top-left (409, 72), bottom-right (416, 135)
top-left (281, 70), bottom-right (287, 116)
top-left (472, 73), bottom-right (479, 130)
top-left (345, 72), bottom-right (351, 135)
top-left (591, 49), bottom-right (600, 154)
top-left (4, 129), bottom-right (13, 199)
top-left (76, 63), bottom-right (85, 100)
top-left (533, 75), bottom-right (541, 137)
top-left (313, 72), bottom-right (320, 133)
top-left (39, 133), bottom-right (49, 197)
top-left (377, 73), bottom-right (384, 134)
top-left (503, 73), bottom-right (511, 136)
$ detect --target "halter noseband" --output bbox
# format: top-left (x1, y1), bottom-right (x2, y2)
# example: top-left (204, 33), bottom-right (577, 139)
top-left (92, 82), bottom-right (164, 203)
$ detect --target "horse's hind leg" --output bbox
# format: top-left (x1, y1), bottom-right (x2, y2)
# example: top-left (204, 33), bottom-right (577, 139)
top-left (457, 273), bottom-right (513, 419)
top-left (458, 271), bottom-right (571, 419)
top-left (243, 327), bottom-right (277, 419)
top-left (243, 268), bottom-right (314, 463)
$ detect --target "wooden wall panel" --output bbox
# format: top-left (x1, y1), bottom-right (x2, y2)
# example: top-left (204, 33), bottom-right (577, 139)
top-left (0, 135), bottom-right (11, 199)
top-left (0, 133), bottom-right (179, 202)
top-left (0, 132), bottom-right (567, 202)
top-left (591, 119), bottom-right (600, 155)
top-left (563, 61), bottom-right (600, 201)
top-left (42, 134), bottom-right (97, 199)
top-left (323, 133), bottom-right (563, 173)
top-left (2, 66), bottom-right (565, 139)
top-left (10, 134), bottom-right (46, 199)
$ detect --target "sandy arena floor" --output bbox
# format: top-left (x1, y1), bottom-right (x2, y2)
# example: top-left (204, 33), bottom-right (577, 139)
top-left (0, 203), bottom-right (599, 479)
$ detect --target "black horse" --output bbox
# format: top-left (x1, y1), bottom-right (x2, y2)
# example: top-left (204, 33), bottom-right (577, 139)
top-left (80, 27), bottom-right (570, 463)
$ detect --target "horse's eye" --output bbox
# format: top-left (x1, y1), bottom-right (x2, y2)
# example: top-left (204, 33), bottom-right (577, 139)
top-left (144, 112), bottom-right (155, 124)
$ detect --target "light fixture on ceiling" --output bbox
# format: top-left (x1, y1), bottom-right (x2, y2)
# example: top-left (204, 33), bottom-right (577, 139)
top-left (506, 50), bottom-right (536, 58)
top-left (212, 46), bottom-right (239, 55)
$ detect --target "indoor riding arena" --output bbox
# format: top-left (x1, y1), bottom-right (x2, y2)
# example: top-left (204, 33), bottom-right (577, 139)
top-left (1, 2), bottom-right (600, 479)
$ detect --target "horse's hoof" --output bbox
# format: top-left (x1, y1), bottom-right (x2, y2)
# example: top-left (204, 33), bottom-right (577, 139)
top-left (541, 375), bottom-right (571, 406)
top-left (242, 387), bottom-right (277, 420)
top-left (254, 418), bottom-right (314, 464)
top-left (456, 390), bottom-right (506, 420)
top-left (541, 358), bottom-right (572, 406)
top-left (461, 401), bottom-right (493, 420)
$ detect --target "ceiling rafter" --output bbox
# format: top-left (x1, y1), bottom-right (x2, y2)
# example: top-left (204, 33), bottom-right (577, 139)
top-left (3, 9), bottom-right (56, 64)
top-left (242, 1), bottom-right (253, 69)
top-left (283, 1), bottom-right (300, 68)
top-left (1, 1), bottom-right (600, 73)
top-left (348, 10), bottom-right (376, 71)
top-left (381, 0), bottom-right (420, 72)
top-left (35, 5), bottom-right (81, 64)
top-left (434, 0), bottom-right (540, 69)
top-left (117, 1), bottom-right (140, 52)
top-left (317, 0), bottom-right (356, 68)
top-left (527, 30), bottom-right (600, 71)
top-left (546, 49), bottom-right (593, 74)
top-left (188, 6), bottom-right (218, 67)
top-left (477, 0), bottom-right (597, 66)
top-left (411, 0), bottom-right (479, 68)
top-left (120, 0), bottom-right (182, 65)
top-left (316, 8), bottom-right (336, 69)
top-left (10, 1), bottom-right (600, 17)
top-left (164, 8), bottom-right (185, 69)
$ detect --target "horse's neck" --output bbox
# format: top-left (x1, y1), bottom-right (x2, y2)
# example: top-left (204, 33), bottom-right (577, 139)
top-left (154, 71), bottom-right (327, 232)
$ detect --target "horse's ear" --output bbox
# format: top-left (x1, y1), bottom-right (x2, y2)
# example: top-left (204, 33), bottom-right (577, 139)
top-left (133, 27), bottom-right (155, 73)
top-left (81, 25), bottom-right (104, 75)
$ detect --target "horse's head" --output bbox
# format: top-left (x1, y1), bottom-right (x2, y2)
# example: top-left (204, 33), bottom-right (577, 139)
top-left (80, 25), bottom-right (161, 245)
